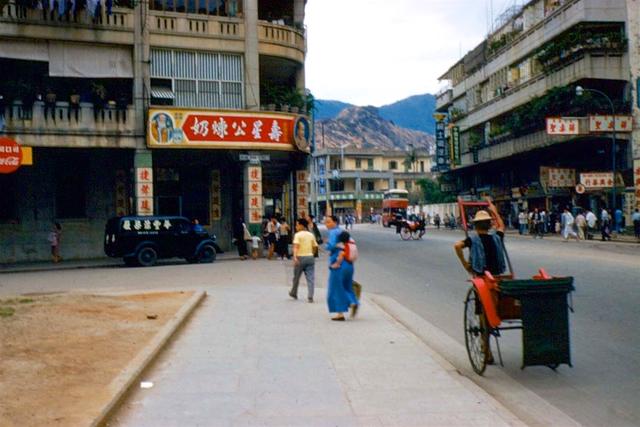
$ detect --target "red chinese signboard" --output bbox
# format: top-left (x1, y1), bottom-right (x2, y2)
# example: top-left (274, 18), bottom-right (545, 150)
top-left (546, 117), bottom-right (579, 135)
top-left (0, 137), bottom-right (23, 174)
top-left (589, 115), bottom-right (633, 133)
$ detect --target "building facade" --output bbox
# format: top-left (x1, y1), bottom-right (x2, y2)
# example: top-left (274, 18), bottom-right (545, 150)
top-left (310, 147), bottom-right (433, 220)
top-left (436, 0), bottom-right (638, 223)
top-left (0, 0), bottom-right (310, 263)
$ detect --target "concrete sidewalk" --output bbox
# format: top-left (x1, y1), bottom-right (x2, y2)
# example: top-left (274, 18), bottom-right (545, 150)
top-left (108, 284), bottom-right (524, 427)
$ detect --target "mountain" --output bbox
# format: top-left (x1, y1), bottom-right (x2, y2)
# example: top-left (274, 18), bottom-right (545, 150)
top-left (379, 94), bottom-right (436, 135)
top-left (314, 99), bottom-right (354, 121)
top-left (314, 94), bottom-right (436, 135)
top-left (314, 105), bottom-right (434, 152)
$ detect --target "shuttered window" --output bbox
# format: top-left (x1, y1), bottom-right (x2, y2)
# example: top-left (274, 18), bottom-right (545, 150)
top-left (150, 48), bottom-right (244, 109)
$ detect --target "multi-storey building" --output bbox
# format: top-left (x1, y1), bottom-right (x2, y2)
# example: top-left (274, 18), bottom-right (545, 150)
top-left (310, 147), bottom-right (433, 220)
top-left (436, 0), bottom-right (636, 222)
top-left (0, 0), bottom-right (310, 263)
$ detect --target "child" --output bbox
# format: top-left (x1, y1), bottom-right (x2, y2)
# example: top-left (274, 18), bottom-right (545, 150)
top-left (330, 231), bottom-right (350, 269)
top-left (48, 222), bottom-right (62, 263)
top-left (251, 234), bottom-right (261, 260)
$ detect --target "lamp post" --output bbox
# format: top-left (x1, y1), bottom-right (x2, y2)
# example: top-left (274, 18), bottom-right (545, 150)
top-left (575, 85), bottom-right (617, 211)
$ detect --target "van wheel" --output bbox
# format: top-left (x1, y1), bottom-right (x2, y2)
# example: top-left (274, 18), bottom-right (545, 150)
top-left (198, 244), bottom-right (216, 263)
top-left (137, 247), bottom-right (158, 267)
top-left (124, 256), bottom-right (138, 267)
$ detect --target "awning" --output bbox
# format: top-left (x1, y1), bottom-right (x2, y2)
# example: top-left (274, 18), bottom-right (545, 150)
top-left (151, 87), bottom-right (175, 99)
top-left (48, 42), bottom-right (133, 78)
top-left (0, 39), bottom-right (49, 62)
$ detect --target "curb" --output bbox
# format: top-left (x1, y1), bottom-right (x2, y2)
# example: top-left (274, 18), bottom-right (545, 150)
top-left (368, 294), bottom-right (581, 427)
top-left (91, 290), bottom-right (207, 427)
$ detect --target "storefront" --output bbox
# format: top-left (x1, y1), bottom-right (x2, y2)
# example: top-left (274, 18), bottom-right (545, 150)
top-left (143, 107), bottom-right (311, 250)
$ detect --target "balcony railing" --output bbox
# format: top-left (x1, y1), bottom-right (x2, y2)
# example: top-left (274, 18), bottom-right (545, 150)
top-left (0, 2), bottom-right (133, 30)
top-left (149, 10), bottom-right (243, 38)
top-left (1, 101), bottom-right (137, 147)
top-left (258, 21), bottom-right (306, 54)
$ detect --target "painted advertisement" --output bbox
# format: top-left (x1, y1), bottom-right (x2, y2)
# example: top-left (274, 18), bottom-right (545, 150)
top-left (148, 108), bottom-right (304, 151)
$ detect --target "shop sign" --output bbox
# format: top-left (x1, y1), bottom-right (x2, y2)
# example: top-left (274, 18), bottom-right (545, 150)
top-left (435, 121), bottom-right (448, 171)
top-left (541, 167), bottom-right (576, 188)
top-left (575, 183), bottom-right (586, 194)
top-left (634, 160), bottom-right (640, 209)
top-left (136, 167), bottom-right (154, 216)
top-left (579, 172), bottom-right (624, 189)
top-left (137, 198), bottom-right (154, 216)
top-left (0, 137), bottom-right (22, 174)
top-left (210, 170), bottom-right (221, 221)
top-left (546, 117), bottom-right (579, 135)
top-left (246, 165), bottom-right (263, 224)
top-left (296, 170), bottom-right (308, 217)
top-left (451, 126), bottom-right (461, 166)
top-left (148, 108), bottom-right (304, 152)
top-left (137, 167), bottom-right (153, 183)
top-left (441, 183), bottom-right (456, 192)
top-left (589, 115), bottom-right (633, 133)
top-left (115, 170), bottom-right (129, 217)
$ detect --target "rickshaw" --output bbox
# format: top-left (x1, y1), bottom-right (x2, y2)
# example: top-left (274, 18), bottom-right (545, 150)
top-left (459, 198), bottom-right (575, 375)
top-left (399, 216), bottom-right (426, 240)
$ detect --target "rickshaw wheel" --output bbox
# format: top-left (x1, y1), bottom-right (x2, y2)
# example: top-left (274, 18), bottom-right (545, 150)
top-left (400, 226), bottom-right (412, 240)
top-left (464, 287), bottom-right (490, 375)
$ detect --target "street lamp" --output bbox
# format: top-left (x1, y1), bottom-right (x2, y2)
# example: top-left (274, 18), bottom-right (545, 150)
top-left (575, 85), bottom-right (617, 211)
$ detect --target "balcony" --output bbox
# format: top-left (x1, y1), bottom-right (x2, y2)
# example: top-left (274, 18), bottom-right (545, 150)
top-left (435, 88), bottom-right (453, 110)
top-left (2, 101), bottom-right (138, 148)
top-left (456, 52), bottom-right (628, 128)
top-left (258, 21), bottom-right (306, 62)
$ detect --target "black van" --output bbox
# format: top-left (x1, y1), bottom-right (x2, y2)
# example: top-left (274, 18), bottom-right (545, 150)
top-left (104, 216), bottom-right (217, 267)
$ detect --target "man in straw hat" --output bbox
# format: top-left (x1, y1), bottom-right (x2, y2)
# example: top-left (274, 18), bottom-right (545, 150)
top-left (454, 198), bottom-right (506, 277)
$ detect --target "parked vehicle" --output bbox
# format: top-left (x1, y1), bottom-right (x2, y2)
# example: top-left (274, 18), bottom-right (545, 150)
top-left (382, 189), bottom-right (409, 227)
top-left (104, 216), bottom-right (217, 267)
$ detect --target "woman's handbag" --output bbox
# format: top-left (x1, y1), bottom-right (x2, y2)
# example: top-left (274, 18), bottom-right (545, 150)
top-left (312, 245), bottom-right (319, 258)
top-left (243, 224), bottom-right (252, 241)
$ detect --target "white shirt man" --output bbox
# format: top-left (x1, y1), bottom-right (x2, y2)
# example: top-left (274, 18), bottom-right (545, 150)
top-left (586, 210), bottom-right (597, 228)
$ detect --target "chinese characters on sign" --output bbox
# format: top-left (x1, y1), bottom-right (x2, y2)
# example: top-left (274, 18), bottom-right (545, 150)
top-left (634, 160), bottom-right (640, 210)
top-left (122, 218), bottom-right (172, 233)
top-left (115, 170), bottom-right (128, 217)
top-left (148, 109), bottom-right (301, 150)
top-left (588, 115), bottom-right (633, 133)
top-left (544, 167), bottom-right (576, 187)
top-left (580, 172), bottom-right (616, 189)
top-left (136, 167), bottom-right (154, 216)
top-left (546, 117), bottom-right (579, 135)
top-left (296, 170), bottom-right (308, 218)
top-left (450, 126), bottom-right (460, 166)
top-left (210, 170), bottom-right (221, 221)
top-left (246, 165), bottom-right (263, 224)
top-left (434, 121), bottom-right (448, 171)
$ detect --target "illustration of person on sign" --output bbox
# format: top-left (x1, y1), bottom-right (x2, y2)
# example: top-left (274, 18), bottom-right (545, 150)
top-left (294, 116), bottom-right (310, 152)
top-left (150, 112), bottom-right (174, 144)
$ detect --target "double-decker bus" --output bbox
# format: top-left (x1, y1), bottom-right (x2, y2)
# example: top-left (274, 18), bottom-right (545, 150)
top-left (382, 189), bottom-right (409, 227)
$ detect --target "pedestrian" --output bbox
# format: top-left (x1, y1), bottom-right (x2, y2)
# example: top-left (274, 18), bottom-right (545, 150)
top-left (540, 209), bottom-right (547, 234)
top-left (329, 230), bottom-right (359, 319)
top-left (324, 216), bottom-right (356, 321)
top-left (434, 213), bottom-right (441, 229)
top-left (561, 207), bottom-right (579, 242)
top-left (614, 208), bottom-right (623, 234)
top-left (266, 216), bottom-right (277, 259)
top-left (48, 222), bottom-right (62, 263)
top-left (575, 211), bottom-right (587, 240)
top-left (250, 234), bottom-right (261, 259)
top-left (289, 218), bottom-right (318, 303)
top-left (532, 208), bottom-right (543, 238)
top-left (601, 208), bottom-right (611, 241)
top-left (632, 209), bottom-right (640, 241)
top-left (518, 210), bottom-right (527, 235)
top-left (277, 218), bottom-right (291, 259)
top-left (586, 209), bottom-right (597, 240)
top-left (232, 216), bottom-right (250, 260)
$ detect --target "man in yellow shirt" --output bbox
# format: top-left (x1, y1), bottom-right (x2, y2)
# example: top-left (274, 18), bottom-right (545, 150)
top-left (289, 217), bottom-right (318, 302)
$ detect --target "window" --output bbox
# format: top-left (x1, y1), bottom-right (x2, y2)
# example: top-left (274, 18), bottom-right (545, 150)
top-left (355, 159), bottom-right (362, 169)
top-left (150, 49), bottom-right (244, 109)
top-left (366, 181), bottom-right (375, 191)
top-left (388, 160), bottom-right (397, 170)
top-left (330, 180), bottom-right (344, 192)
top-left (367, 159), bottom-right (373, 170)
top-left (330, 159), bottom-right (341, 170)
top-left (420, 161), bottom-right (425, 172)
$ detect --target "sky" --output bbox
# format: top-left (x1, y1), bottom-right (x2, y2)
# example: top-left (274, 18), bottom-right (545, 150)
top-left (305, 0), bottom-right (518, 107)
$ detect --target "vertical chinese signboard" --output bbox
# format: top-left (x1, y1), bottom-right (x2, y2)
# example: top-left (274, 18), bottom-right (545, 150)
top-left (451, 126), bottom-right (461, 166)
top-left (296, 170), bottom-right (308, 218)
top-left (434, 120), bottom-right (448, 171)
top-left (136, 167), bottom-right (154, 216)
top-left (634, 160), bottom-right (640, 210)
top-left (210, 170), bottom-right (221, 221)
top-left (115, 170), bottom-right (129, 217)
top-left (246, 165), bottom-right (263, 224)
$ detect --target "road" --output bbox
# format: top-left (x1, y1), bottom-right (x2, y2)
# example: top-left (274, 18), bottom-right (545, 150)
top-left (351, 224), bottom-right (640, 427)
top-left (0, 224), bottom-right (638, 426)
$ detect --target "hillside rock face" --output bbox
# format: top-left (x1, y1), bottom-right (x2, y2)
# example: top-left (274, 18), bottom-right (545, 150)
top-left (315, 106), bottom-right (434, 151)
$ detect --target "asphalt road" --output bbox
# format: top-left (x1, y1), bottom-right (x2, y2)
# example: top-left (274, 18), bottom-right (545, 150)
top-left (349, 223), bottom-right (640, 427)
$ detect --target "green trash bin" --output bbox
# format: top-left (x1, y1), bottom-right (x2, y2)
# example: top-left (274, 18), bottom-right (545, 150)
top-left (500, 277), bottom-right (574, 369)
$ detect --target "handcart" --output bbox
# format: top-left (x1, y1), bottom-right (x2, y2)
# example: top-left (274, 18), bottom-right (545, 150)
top-left (458, 198), bottom-right (575, 375)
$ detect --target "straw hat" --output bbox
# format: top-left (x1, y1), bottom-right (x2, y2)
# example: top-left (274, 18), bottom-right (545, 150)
top-left (471, 210), bottom-right (492, 222)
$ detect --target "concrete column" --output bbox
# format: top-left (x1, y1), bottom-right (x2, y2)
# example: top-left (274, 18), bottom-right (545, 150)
top-left (133, 0), bottom-right (150, 148)
top-left (627, 0), bottom-right (640, 210)
top-left (293, 0), bottom-right (305, 27)
top-left (243, 0), bottom-right (260, 110)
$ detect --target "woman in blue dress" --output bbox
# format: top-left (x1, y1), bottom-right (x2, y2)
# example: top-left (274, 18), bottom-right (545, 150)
top-left (325, 221), bottom-right (358, 321)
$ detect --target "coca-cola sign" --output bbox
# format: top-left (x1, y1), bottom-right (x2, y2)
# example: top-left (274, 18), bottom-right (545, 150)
top-left (0, 137), bottom-right (22, 174)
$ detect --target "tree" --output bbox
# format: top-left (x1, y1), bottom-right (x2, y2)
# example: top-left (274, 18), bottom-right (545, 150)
top-left (417, 178), bottom-right (456, 204)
